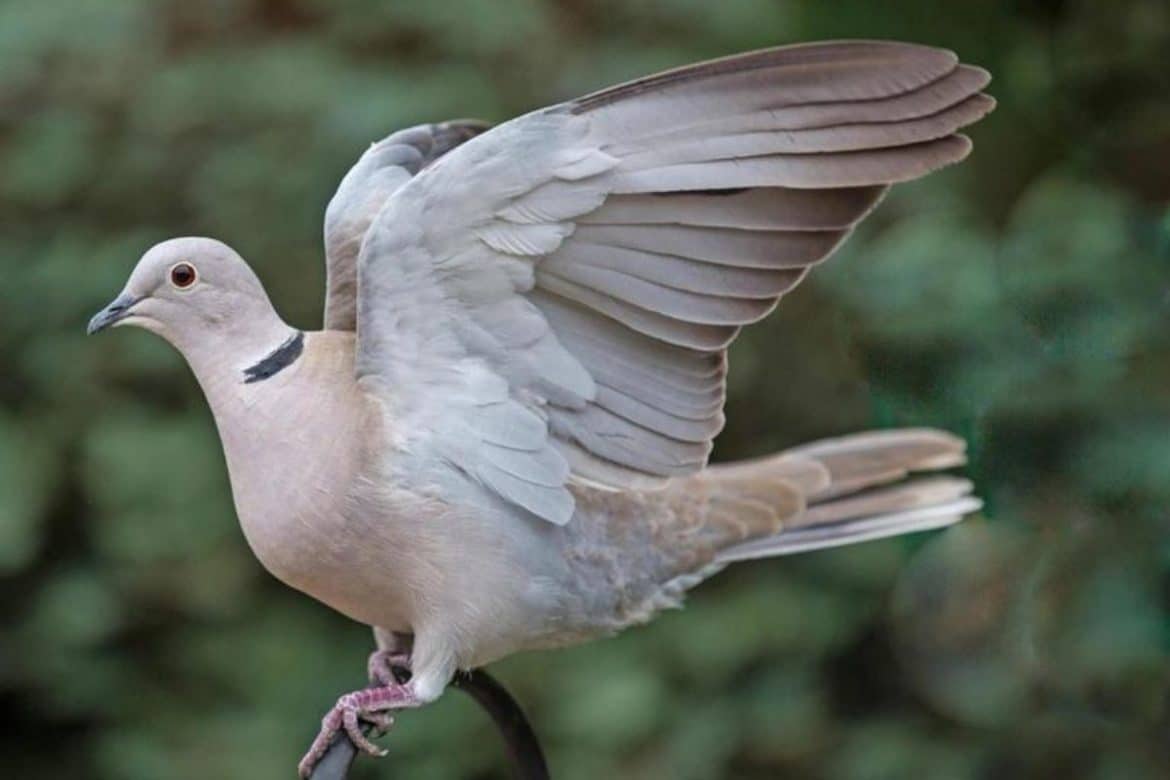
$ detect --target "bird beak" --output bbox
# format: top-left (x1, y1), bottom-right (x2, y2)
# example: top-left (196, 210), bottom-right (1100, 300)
top-left (87, 293), bottom-right (141, 335)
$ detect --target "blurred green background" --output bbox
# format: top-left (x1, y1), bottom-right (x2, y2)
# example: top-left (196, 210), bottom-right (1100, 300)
top-left (2, 1), bottom-right (1168, 778)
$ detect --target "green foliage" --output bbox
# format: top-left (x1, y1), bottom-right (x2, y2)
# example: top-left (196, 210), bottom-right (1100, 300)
top-left (1, 1), bottom-right (1167, 777)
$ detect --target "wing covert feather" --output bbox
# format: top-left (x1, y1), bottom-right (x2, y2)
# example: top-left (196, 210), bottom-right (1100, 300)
top-left (323, 121), bottom-right (489, 330)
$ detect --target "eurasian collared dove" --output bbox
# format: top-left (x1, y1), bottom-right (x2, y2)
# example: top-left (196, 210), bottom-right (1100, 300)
top-left (88, 40), bottom-right (993, 776)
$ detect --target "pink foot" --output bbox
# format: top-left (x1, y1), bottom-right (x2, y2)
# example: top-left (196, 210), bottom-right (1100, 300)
top-left (297, 683), bottom-right (419, 778)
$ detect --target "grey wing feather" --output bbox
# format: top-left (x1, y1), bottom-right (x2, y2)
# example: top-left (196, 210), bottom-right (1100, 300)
top-left (353, 40), bottom-right (994, 524)
top-left (323, 120), bottom-right (490, 330)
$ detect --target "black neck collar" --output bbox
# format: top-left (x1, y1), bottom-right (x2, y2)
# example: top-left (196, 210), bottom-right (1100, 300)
top-left (242, 331), bottom-right (304, 384)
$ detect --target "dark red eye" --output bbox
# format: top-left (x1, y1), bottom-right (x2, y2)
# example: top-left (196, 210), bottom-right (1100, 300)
top-left (170, 262), bottom-right (197, 288)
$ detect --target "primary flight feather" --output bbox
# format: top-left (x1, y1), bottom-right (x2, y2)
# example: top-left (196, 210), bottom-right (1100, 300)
top-left (87, 40), bottom-right (993, 776)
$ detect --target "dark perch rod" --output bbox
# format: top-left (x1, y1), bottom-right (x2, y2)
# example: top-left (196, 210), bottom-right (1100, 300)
top-left (308, 668), bottom-right (550, 780)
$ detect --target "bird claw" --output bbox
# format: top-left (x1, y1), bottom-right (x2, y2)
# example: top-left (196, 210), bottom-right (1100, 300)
top-left (336, 693), bottom-right (391, 757)
top-left (361, 709), bottom-right (396, 733)
top-left (297, 684), bottom-right (417, 778)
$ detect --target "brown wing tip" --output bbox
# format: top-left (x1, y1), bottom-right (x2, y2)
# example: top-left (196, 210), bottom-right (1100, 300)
top-left (436, 118), bottom-right (493, 136)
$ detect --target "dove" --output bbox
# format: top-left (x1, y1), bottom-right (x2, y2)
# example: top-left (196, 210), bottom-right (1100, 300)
top-left (87, 40), bottom-right (993, 777)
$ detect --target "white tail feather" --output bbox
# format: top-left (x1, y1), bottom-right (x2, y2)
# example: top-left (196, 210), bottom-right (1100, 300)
top-left (718, 496), bottom-right (981, 562)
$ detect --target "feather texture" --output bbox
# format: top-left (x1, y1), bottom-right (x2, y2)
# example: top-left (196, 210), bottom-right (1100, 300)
top-left (611, 135), bottom-right (975, 193)
top-left (569, 224), bottom-right (847, 268)
top-left (579, 186), bottom-right (887, 231)
top-left (323, 120), bottom-right (489, 330)
top-left (711, 429), bottom-right (978, 561)
top-left (343, 40), bottom-right (992, 523)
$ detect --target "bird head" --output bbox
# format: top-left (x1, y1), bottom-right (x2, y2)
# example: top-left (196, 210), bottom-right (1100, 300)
top-left (87, 237), bottom-right (275, 348)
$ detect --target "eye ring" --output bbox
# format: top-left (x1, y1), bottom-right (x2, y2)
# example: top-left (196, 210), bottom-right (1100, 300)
top-left (169, 262), bottom-right (198, 289)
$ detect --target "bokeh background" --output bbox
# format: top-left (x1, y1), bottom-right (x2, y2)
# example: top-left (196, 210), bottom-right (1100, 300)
top-left (2, 1), bottom-right (1168, 778)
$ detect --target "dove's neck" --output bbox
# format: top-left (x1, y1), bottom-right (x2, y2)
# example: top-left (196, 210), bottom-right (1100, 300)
top-left (182, 318), bottom-right (371, 590)
top-left (175, 306), bottom-right (299, 400)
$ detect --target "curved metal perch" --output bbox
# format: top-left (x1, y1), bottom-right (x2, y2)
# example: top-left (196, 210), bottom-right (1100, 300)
top-left (307, 668), bottom-right (550, 780)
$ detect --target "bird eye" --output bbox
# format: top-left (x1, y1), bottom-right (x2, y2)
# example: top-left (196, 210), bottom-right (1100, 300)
top-left (169, 262), bottom-right (197, 289)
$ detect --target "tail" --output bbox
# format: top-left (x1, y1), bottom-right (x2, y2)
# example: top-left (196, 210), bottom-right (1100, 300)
top-left (707, 428), bottom-right (980, 563)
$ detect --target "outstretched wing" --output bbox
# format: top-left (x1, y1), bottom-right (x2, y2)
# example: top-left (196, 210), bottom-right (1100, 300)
top-left (322, 120), bottom-right (490, 330)
top-left (353, 40), bottom-right (994, 525)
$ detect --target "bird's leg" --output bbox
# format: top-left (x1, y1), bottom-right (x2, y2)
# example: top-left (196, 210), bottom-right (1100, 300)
top-left (367, 647), bottom-right (412, 686)
top-left (299, 630), bottom-right (455, 778)
top-left (297, 680), bottom-right (422, 777)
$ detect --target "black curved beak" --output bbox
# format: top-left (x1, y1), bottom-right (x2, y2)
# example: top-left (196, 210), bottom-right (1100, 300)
top-left (87, 293), bottom-right (141, 335)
